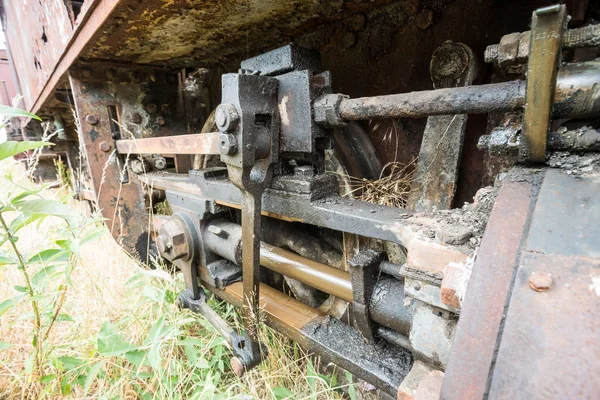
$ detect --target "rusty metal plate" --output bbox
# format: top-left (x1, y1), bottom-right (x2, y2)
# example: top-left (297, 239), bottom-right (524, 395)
top-left (116, 132), bottom-right (221, 155)
top-left (441, 179), bottom-right (534, 400)
top-left (488, 252), bottom-right (600, 399)
top-left (487, 169), bottom-right (600, 399)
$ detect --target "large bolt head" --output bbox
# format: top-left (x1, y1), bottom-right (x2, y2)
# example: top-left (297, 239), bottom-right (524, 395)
top-left (86, 114), bottom-right (99, 125)
top-left (219, 133), bottom-right (238, 156)
top-left (215, 103), bottom-right (240, 133)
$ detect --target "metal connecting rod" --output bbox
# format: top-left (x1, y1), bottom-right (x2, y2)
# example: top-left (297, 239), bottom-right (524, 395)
top-left (316, 62), bottom-right (600, 124)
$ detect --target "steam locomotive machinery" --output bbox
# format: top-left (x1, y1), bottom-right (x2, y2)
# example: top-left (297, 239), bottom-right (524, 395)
top-left (99, 5), bottom-right (600, 399)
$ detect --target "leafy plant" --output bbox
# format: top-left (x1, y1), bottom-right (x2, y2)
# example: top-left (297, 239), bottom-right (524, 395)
top-left (0, 106), bottom-right (350, 399)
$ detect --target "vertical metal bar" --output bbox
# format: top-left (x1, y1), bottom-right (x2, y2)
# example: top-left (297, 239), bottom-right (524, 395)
top-left (523, 5), bottom-right (566, 162)
top-left (241, 191), bottom-right (261, 342)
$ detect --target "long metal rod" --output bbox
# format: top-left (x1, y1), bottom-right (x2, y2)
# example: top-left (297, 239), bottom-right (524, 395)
top-left (260, 242), bottom-right (353, 302)
top-left (115, 132), bottom-right (221, 155)
top-left (337, 62), bottom-right (600, 121)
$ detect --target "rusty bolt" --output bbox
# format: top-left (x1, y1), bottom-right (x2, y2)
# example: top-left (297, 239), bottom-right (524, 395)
top-left (160, 104), bottom-right (170, 113)
top-left (230, 357), bottom-right (245, 377)
top-left (529, 272), bottom-right (552, 292)
top-left (146, 103), bottom-right (157, 113)
top-left (219, 133), bottom-right (238, 156)
top-left (131, 113), bottom-right (142, 124)
top-left (156, 116), bottom-right (166, 126)
top-left (157, 219), bottom-right (189, 262)
top-left (215, 103), bottom-right (240, 133)
top-left (155, 234), bottom-right (172, 254)
top-left (86, 114), bottom-right (99, 125)
top-left (99, 141), bottom-right (111, 152)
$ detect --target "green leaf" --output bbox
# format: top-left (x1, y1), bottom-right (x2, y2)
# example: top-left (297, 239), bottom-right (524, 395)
top-left (0, 253), bottom-right (17, 266)
top-left (40, 374), bottom-right (56, 384)
top-left (12, 199), bottom-right (78, 219)
top-left (13, 285), bottom-right (28, 293)
top-left (58, 356), bottom-right (84, 368)
top-left (125, 350), bottom-right (148, 367)
top-left (9, 213), bottom-right (46, 234)
top-left (0, 341), bottom-right (13, 350)
top-left (56, 314), bottom-right (75, 323)
top-left (0, 141), bottom-right (51, 162)
top-left (83, 361), bottom-right (103, 395)
top-left (0, 105), bottom-right (41, 121)
top-left (28, 249), bottom-right (70, 264)
top-left (97, 322), bottom-right (138, 357)
top-left (80, 227), bottom-right (106, 246)
top-left (31, 264), bottom-right (60, 287)
top-left (0, 299), bottom-right (14, 317)
top-left (272, 386), bottom-right (294, 400)
top-left (61, 375), bottom-right (71, 396)
top-left (344, 370), bottom-right (357, 400)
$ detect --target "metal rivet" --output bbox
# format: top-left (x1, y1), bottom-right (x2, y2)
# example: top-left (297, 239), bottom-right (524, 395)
top-left (86, 114), bottom-right (99, 125)
top-left (99, 141), bottom-right (111, 152)
top-left (131, 113), bottom-right (142, 124)
top-left (413, 281), bottom-right (422, 291)
top-left (529, 272), bottom-right (552, 292)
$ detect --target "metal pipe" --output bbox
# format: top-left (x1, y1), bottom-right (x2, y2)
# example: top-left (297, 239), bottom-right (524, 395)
top-left (260, 242), bottom-right (354, 302)
top-left (204, 220), bottom-right (353, 302)
top-left (204, 220), bottom-right (414, 335)
top-left (337, 62), bottom-right (600, 121)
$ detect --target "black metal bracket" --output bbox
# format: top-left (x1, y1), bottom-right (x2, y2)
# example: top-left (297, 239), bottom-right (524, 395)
top-left (177, 289), bottom-right (266, 375)
top-left (348, 249), bottom-right (384, 342)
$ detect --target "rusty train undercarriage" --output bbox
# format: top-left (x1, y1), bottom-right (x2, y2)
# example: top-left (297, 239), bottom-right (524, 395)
top-left (2, 0), bottom-right (600, 398)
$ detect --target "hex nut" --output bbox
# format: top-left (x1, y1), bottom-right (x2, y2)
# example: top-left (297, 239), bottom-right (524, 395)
top-left (99, 141), bottom-right (111, 152)
top-left (219, 133), bottom-right (238, 156)
top-left (86, 114), bottom-right (99, 125)
top-left (157, 220), bottom-right (189, 262)
top-left (215, 103), bottom-right (240, 133)
top-left (529, 272), bottom-right (552, 292)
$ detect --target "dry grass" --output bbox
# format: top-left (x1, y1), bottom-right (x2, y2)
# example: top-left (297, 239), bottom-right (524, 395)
top-left (0, 159), bottom-right (346, 399)
top-left (346, 161), bottom-right (416, 209)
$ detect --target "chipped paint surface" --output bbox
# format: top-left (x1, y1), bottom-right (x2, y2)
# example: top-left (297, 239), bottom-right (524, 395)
top-left (84, 0), bottom-right (392, 66)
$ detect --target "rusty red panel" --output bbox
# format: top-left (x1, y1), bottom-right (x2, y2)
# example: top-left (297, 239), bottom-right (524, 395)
top-left (69, 67), bottom-right (152, 261)
top-left (487, 169), bottom-right (600, 399)
top-left (2, 0), bottom-right (76, 109)
top-left (488, 252), bottom-right (600, 399)
top-left (441, 180), bottom-right (534, 400)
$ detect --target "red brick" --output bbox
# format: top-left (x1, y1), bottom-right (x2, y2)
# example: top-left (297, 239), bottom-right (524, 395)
top-left (407, 239), bottom-right (468, 276)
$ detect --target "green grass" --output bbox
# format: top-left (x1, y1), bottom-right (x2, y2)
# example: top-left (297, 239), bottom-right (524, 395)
top-left (0, 157), bottom-right (349, 399)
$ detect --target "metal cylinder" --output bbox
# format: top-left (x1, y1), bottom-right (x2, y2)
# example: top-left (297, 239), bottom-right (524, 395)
top-left (337, 62), bottom-right (600, 121)
top-left (260, 242), bottom-right (353, 302)
top-left (203, 221), bottom-right (243, 265)
top-left (370, 277), bottom-right (414, 336)
top-left (203, 220), bottom-right (413, 336)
